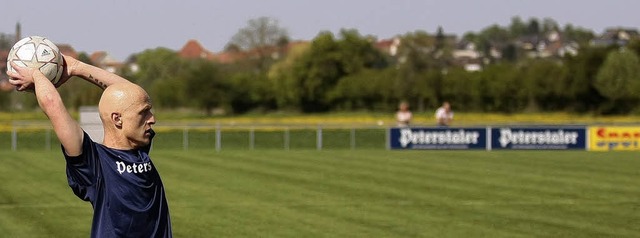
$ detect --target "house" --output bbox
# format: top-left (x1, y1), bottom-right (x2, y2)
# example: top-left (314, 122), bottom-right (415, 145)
top-left (591, 28), bottom-right (640, 46)
top-left (514, 31), bottom-right (580, 59)
top-left (179, 39), bottom-right (216, 60)
top-left (90, 51), bottom-right (123, 73)
top-left (452, 41), bottom-right (483, 72)
top-left (57, 44), bottom-right (79, 59)
top-left (375, 37), bottom-right (401, 56)
top-left (178, 39), bottom-right (310, 64)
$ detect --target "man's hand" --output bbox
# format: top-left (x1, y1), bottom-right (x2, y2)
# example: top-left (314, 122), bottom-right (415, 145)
top-left (6, 61), bottom-right (41, 92)
top-left (6, 54), bottom-right (78, 91)
top-left (55, 54), bottom-right (80, 87)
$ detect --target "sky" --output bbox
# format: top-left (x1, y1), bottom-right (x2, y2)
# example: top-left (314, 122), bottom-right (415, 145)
top-left (1, 0), bottom-right (638, 61)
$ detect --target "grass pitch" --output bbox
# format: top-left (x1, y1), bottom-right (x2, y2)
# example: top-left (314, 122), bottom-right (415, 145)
top-left (0, 149), bottom-right (638, 237)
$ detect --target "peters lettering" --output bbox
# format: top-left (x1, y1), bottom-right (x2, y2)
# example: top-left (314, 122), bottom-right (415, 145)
top-left (116, 161), bottom-right (153, 175)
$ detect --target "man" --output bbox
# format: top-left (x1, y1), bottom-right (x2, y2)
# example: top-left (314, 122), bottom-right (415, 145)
top-left (395, 101), bottom-right (412, 127)
top-left (7, 55), bottom-right (172, 237)
top-left (435, 101), bottom-right (453, 127)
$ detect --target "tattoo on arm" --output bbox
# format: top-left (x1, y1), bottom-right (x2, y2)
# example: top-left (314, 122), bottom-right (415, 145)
top-left (89, 74), bottom-right (107, 89)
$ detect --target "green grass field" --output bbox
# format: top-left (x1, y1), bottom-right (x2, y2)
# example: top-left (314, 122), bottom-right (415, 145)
top-left (0, 149), bottom-right (638, 237)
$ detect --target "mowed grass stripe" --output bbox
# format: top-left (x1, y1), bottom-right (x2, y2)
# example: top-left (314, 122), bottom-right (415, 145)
top-left (0, 151), bottom-right (92, 238)
top-left (157, 150), bottom-right (459, 237)
top-left (154, 151), bottom-right (351, 237)
top-left (321, 151), bottom-right (640, 237)
top-left (184, 150), bottom-right (458, 237)
top-left (156, 151), bottom-right (414, 237)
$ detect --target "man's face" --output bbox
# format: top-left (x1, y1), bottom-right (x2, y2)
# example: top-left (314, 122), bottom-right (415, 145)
top-left (121, 94), bottom-right (155, 148)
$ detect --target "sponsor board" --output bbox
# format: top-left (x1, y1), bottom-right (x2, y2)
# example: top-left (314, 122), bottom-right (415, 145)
top-left (389, 127), bottom-right (487, 150)
top-left (589, 126), bottom-right (640, 151)
top-left (490, 127), bottom-right (587, 150)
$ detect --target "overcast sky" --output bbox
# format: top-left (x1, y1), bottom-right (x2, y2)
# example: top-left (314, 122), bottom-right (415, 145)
top-left (2, 0), bottom-right (638, 61)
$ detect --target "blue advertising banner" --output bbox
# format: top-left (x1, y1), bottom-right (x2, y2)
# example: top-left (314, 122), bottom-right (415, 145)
top-left (389, 127), bottom-right (487, 150)
top-left (490, 127), bottom-right (587, 150)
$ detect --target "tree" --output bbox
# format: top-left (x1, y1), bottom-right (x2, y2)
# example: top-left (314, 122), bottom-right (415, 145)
top-left (184, 60), bottom-right (229, 115)
top-left (509, 16), bottom-right (527, 38)
top-left (394, 31), bottom-right (439, 110)
top-left (228, 16), bottom-right (289, 72)
top-left (526, 18), bottom-right (540, 36)
top-left (520, 59), bottom-right (566, 111)
top-left (284, 30), bottom-right (386, 112)
top-left (563, 24), bottom-right (595, 45)
top-left (268, 42), bottom-right (310, 110)
top-left (133, 48), bottom-right (183, 89)
top-left (594, 48), bottom-right (640, 113)
top-left (562, 46), bottom-right (611, 112)
top-left (327, 68), bottom-right (396, 111)
top-left (131, 48), bottom-right (186, 110)
top-left (541, 18), bottom-right (560, 33)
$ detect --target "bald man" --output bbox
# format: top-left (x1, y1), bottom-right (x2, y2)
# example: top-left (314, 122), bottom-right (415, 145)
top-left (7, 55), bottom-right (172, 237)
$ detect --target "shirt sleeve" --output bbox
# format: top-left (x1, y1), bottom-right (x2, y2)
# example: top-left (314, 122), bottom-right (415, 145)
top-left (63, 131), bottom-right (98, 202)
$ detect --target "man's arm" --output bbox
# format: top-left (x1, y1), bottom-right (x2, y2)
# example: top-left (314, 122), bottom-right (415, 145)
top-left (8, 62), bottom-right (84, 156)
top-left (63, 55), bottom-right (130, 89)
top-left (7, 55), bottom-right (133, 156)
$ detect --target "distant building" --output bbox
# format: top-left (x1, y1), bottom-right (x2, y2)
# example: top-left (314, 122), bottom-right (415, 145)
top-left (179, 39), bottom-right (216, 60)
top-left (375, 37), bottom-right (401, 56)
top-left (90, 51), bottom-right (123, 73)
top-left (591, 28), bottom-right (640, 46)
top-left (452, 41), bottom-right (483, 72)
top-left (178, 39), bottom-right (309, 64)
top-left (57, 44), bottom-right (79, 59)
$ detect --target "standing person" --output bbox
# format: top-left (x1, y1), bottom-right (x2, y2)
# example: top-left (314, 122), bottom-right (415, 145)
top-left (7, 55), bottom-right (172, 237)
top-left (396, 101), bottom-right (412, 127)
top-left (435, 101), bottom-right (454, 126)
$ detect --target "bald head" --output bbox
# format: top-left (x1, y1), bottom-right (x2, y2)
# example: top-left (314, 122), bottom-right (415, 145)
top-left (98, 82), bottom-right (151, 131)
top-left (99, 83), bottom-right (148, 118)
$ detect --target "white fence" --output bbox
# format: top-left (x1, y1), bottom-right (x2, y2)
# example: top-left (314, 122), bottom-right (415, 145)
top-left (2, 121), bottom-right (390, 151)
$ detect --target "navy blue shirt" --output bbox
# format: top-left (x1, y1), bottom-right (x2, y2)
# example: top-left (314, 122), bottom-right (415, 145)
top-left (64, 130), bottom-right (172, 237)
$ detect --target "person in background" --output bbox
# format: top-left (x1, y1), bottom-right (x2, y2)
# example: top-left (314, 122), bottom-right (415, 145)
top-left (435, 101), bottom-right (453, 126)
top-left (396, 101), bottom-right (412, 127)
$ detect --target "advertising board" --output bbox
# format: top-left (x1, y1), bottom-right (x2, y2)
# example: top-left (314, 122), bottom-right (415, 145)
top-left (589, 126), bottom-right (640, 151)
top-left (490, 127), bottom-right (587, 150)
top-left (389, 127), bottom-right (487, 150)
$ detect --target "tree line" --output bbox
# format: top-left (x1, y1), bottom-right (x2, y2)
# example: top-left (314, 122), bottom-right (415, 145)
top-left (2, 17), bottom-right (640, 115)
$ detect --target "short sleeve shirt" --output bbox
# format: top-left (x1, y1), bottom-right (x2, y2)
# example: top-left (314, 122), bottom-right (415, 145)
top-left (64, 130), bottom-right (172, 238)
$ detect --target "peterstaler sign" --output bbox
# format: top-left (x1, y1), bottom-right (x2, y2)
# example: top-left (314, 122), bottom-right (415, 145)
top-left (490, 127), bottom-right (587, 150)
top-left (389, 127), bottom-right (487, 150)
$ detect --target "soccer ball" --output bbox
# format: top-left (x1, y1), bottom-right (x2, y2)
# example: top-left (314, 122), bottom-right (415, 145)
top-left (7, 36), bottom-right (64, 85)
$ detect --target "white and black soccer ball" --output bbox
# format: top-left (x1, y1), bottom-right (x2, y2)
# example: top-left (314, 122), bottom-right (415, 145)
top-left (7, 36), bottom-right (64, 84)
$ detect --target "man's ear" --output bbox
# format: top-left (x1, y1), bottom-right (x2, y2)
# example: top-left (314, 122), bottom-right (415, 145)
top-left (111, 113), bottom-right (122, 128)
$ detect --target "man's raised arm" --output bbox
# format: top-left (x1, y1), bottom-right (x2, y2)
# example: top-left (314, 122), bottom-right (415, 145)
top-left (7, 55), bottom-right (134, 156)
top-left (62, 55), bottom-right (130, 89)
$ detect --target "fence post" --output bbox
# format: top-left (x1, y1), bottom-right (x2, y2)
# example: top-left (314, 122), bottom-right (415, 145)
top-left (284, 127), bottom-right (290, 150)
top-left (183, 127), bottom-right (189, 151)
top-left (249, 127), bottom-right (255, 150)
top-left (316, 125), bottom-right (322, 151)
top-left (486, 126), bottom-right (492, 151)
top-left (350, 128), bottom-right (356, 150)
top-left (385, 127), bottom-right (390, 150)
top-left (215, 123), bottom-right (221, 152)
